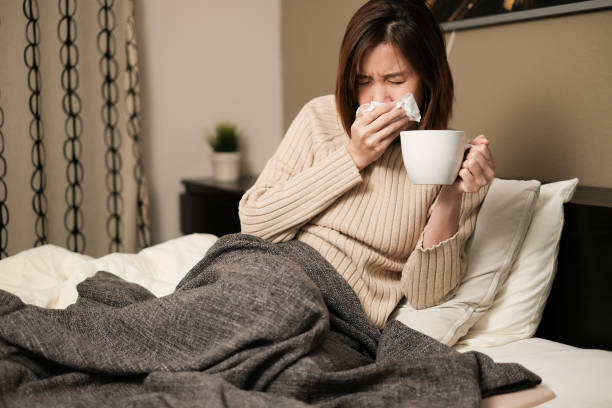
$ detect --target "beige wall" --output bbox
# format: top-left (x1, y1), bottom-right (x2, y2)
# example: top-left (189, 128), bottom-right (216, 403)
top-left (281, 0), bottom-right (366, 130)
top-left (281, 3), bottom-right (612, 188)
top-left (136, 0), bottom-right (283, 243)
top-left (447, 10), bottom-right (612, 188)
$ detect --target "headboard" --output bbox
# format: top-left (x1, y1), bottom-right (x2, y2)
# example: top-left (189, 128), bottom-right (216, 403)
top-left (535, 186), bottom-right (612, 351)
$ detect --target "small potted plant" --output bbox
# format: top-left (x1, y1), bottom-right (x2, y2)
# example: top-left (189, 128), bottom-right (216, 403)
top-left (206, 122), bottom-right (241, 183)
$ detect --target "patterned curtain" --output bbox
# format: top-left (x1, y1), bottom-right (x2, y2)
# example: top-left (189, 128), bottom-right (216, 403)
top-left (0, 0), bottom-right (150, 257)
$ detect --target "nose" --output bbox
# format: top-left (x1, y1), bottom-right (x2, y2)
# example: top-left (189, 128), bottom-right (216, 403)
top-left (371, 83), bottom-right (393, 103)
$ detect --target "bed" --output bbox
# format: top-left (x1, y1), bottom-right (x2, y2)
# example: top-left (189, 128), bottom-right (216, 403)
top-left (1, 178), bottom-right (611, 407)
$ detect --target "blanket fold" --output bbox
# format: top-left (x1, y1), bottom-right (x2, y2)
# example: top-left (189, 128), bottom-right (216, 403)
top-left (0, 234), bottom-right (540, 407)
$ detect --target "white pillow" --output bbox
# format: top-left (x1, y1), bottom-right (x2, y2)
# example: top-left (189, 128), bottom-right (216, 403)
top-left (457, 179), bottom-right (579, 348)
top-left (390, 178), bottom-right (541, 345)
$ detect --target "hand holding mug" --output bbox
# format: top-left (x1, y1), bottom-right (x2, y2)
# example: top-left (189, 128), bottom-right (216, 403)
top-left (347, 103), bottom-right (414, 171)
top-left (399, 130), bottom-right (495, 192)
top-left (455, 134), bottom-right (495, 193)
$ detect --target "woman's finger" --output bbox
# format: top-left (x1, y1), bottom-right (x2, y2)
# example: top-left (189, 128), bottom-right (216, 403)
top-left (458, 168), bottom-right (477, 193)
top-left (468, 141), bottom-right (494, 164)
top-left (365, 104), bottom-right (408, 134)
top-left (381, 114), bottom-right (412, 138)
top-left (470, 135), bottom-right (494, 160)
top-left (463, 156), bottom-right (489, 187)
top-left (366, 116), bottom-right (412, 150)
top-left (468, 151), bottom-right (495, 181)
top-left (462, 156), bottom-right (485, 185)
top-left (471, 134), bottom-right (489, 145)
top-left (355, 102), bottom-right (394, 127)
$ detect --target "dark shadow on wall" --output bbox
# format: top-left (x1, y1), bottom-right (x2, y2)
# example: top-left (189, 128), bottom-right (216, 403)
top-left (133, 0), bottom-right (161, 245)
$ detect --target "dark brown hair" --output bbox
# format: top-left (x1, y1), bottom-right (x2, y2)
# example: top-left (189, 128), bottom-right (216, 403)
top-left (335, 0), bottom-right (453, 135)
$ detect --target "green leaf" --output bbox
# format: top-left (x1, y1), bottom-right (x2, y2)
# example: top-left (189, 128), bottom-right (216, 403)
top-left (208, 122), bottom-right (239, 152)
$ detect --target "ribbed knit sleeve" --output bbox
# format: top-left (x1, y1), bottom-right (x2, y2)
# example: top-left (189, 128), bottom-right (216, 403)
top-left (239, 98), bottom-right (363, 243)
top-left (401, 184), bottom-right (489, 309)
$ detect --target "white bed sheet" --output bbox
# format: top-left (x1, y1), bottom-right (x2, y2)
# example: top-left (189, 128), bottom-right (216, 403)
top-left (2, 233), bottom-right (611, 407)
top-left (457, 338), bottom-right (612, 407)
top-left (0, 233), bottom-right (218, 309)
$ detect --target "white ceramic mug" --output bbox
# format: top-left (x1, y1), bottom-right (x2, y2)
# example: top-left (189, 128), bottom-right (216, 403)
top-left (399, 130), bottom-right (471, 185)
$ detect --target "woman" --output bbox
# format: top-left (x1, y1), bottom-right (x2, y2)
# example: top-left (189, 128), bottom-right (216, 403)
top-left (240, 0), bottom-right (495, 329)
top-left (1, 3), bottom-right (542, 404)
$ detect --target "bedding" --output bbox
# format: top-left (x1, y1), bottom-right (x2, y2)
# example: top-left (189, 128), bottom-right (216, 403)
top-left (1, 177), bottom-right (609, 407)
top-left (458, 338), bottom-right (612, 407)
top-left (0, 233), bottom-right (218, 308)
top-left (0, 234), bottom-right (540, 406)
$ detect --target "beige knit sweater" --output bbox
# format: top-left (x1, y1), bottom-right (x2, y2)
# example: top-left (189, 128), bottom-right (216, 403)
top-left (239, 95), bottom-right (488, 328)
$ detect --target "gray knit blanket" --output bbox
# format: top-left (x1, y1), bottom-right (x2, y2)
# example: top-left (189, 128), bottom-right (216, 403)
top-left (0, 234), bottom-right (540, 407)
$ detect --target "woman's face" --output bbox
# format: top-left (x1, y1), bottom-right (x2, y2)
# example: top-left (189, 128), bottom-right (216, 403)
top-left (356, 42), bottom-right (423, 107)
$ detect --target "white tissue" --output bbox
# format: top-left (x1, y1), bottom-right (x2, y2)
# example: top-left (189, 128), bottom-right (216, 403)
top-left (356, 93), bottom-right (421, 122)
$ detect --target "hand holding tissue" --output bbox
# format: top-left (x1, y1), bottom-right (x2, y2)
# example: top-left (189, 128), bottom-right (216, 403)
top-left (356, 93), bottom-right (421, 123)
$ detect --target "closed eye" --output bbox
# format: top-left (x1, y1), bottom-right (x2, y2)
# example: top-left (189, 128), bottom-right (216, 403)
top-left (356, 75), bottom-right (371, 85)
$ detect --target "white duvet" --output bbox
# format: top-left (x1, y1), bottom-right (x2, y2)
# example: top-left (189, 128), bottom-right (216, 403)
top-left (1, 233), bottom-right (611, 408)
top-left (0, 233), bottom-right (219, 309)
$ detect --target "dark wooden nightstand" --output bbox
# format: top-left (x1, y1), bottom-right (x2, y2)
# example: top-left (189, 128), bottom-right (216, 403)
top-left (180, 175), bottom-right (258, 236)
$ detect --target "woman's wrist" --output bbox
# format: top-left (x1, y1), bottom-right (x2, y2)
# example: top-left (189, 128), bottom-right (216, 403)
top-left (436, 184), bottom-right (463, 212)
top-left (439, 183), bottom-right (463, 199)
top-left (422, 185), bottom-right (462, 249)
top-left (346, 143), bottom-right (367, 171)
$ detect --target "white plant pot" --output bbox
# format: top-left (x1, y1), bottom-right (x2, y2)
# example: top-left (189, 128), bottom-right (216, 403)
top-left (211, 152), bottom-right (241, 183)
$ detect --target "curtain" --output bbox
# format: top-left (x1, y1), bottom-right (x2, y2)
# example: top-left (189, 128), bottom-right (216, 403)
top-left (0, 0), bottom-right (150, 257)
